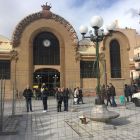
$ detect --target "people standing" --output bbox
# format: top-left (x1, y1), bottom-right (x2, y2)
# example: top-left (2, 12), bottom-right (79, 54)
top-left (63, 88), bottom-right (69, 111)
top-left (129, 84), bottom-right (134, 102)
top-left (15, 89), bottom-right (19, 99)
top-left (106, 86), bottom-right (112, 106)
top-left (74, 87), bottom-right (79, 104)
top-left (78, 87), bottom-right (84, 104)
top-left (55, 87), bottom-right (58, 98)
top-left (41, 83), bottom-right (48, 112)
top-left (34, 88), bottom-right (37, 100)
top-left (133, 84), bottom-right (138, 93)
top-left (56, 88), bottom-right (63, 112)
top-left (109, 83), bottom-right (117, 107)
top-left (124, 84), bottom-right (131, 102)
top-left (101, 84), bottom-right (106, 99)
top-left (23, 85), bottom-right (33, 112)
top-left (36, 88), bottom-right (41, 100)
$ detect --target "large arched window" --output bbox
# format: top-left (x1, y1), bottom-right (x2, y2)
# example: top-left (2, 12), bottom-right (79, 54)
top-left (110, 40), bottom-right (121, 78)
top-left (33, 32), bottom-right (60, 65)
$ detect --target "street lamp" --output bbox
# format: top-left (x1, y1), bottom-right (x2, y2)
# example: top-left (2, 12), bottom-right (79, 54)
top-left (79, 16), bottom-right (116, 105)
top-left (36, 75), bottom-right (41, 87)
top-left (53, 75), bottom-right (58, 89)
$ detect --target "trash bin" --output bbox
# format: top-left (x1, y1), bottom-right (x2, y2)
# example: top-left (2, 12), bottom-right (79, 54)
top-left (79, 116), bottom-right (86, 124)
top-left (120, 96), bottom-right (125, 102)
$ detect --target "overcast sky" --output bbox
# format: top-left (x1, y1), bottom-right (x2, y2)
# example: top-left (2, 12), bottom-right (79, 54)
top-left (0, 0), bottom-right (140, 41)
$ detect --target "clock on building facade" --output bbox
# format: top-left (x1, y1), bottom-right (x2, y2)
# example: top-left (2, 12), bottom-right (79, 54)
top-left (43, 39), bottom-right (51, 47)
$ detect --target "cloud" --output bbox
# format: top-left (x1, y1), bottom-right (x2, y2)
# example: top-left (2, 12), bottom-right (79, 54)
top-left (0, 0), bottom-right (140, 41)
top-left (124, 8), bottom-right (139, 18)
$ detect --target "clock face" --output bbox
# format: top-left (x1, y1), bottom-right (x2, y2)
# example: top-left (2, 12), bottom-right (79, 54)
top-left (43, 39), bottom-right (51, 47)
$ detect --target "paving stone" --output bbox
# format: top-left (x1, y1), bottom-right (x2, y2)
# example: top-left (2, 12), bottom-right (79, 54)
top-left (1, 97), bottom-right (140, 139)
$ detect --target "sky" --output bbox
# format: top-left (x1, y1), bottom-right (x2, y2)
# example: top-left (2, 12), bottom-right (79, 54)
top-left (0, 0), bottom-right (140, 41)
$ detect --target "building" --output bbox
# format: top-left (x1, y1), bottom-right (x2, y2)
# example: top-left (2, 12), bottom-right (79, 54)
top-left (0, 3), bottom-right (137, 98)
top-left (130, 10), bottom-right (140, 84)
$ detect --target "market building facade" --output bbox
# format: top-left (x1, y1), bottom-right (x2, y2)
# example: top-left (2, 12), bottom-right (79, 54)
top-left (0, 3), bottom-right (137, 98)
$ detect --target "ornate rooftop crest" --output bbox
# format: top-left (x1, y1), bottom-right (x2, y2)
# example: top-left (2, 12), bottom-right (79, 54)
top-left (41, 2), bottom-right (52, 10)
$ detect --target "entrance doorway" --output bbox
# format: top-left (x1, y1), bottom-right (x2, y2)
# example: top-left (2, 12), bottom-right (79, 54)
top-left (34, 68), bottom-right (60, 96)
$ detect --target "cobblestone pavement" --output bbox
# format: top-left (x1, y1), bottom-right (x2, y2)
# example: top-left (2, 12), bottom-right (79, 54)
top-left (1, 96), bottom-right (140, 140)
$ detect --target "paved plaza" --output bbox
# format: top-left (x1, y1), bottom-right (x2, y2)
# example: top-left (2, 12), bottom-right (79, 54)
top-left (1, 96), bottom-right (140, 140)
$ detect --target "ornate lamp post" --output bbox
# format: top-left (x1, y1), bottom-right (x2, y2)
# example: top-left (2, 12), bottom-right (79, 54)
top-left (79, 16), bottom-right (116, 105)
top-left (53, 75), bottom-right (58, 89)
top-left (36, 75), bottom-right (41, 87)
top-left (79, 16), bottom-right (119, 127)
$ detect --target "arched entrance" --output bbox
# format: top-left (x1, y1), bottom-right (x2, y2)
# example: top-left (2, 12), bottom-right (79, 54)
top-left (34, 68), bottom-right (60, 96)
top-left (11, 4), bottom-right (79, 92)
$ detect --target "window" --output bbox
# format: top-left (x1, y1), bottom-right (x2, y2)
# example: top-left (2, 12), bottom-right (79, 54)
top-left (80, 61), bottom-right (98, 78)
top-left (110, 40), bottom-right (121, 78)
top-left (0, 60), bottom-right (10, 79)
top-left (33, 32), bottom-right (60, 65)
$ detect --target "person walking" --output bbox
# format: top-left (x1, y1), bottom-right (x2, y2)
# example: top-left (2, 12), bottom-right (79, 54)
top-left (106, 86), bottom-right (112, 106)
top-left (56, 88), bottom-right (63, 112)
top-left (23, 85), bottom-right (33, 112)
top-left (63, 88), bottom-right (69, 111)
top-left (78, 87), bottom-right (84, 104)
top-left (124, 84), bottom-right (131, 102)
top-left (41, 83), bottom-right (48, 112)
top-left (109, 83), bottom-right (117, 107)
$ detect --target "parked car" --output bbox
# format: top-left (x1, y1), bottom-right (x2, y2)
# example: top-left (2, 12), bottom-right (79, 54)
top-left (132, 92), bottom-right (140, 107)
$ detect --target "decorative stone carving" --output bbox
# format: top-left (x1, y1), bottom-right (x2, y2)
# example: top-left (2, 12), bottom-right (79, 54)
top-left (103, 31), bottom-right (130, 51)
top-left (99, 53), bottom-right (105, 60)
top-left (75, 52), bottom-right (81, 62)
top-left (11, 3), bottom-right (79, 48)
top-left (73, 45), bottom-right (79, 50)
top-left (10, 50), bottom-right (18, 60)
top-left (41, 2), bottom-right (52, 10)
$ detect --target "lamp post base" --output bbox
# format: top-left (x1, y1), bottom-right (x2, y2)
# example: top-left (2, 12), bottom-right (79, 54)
top-left (83, 104), bottom-right (120, 130)
top-left (95, 99), bottom-right (104, 105)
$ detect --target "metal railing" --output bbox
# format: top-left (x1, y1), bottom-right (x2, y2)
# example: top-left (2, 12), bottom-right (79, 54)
top-left (133, 55), bottom-right (140, 61)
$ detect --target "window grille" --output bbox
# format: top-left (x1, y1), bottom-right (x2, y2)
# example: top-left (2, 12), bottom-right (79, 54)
top-left (0, 60), bottom-right (10, 79)
top-left (110, 40), bottom-right (121, 78)
top-left (80, 61), bottom-right (98, 78)
top-left (33, 32), bottom-right (60, 65)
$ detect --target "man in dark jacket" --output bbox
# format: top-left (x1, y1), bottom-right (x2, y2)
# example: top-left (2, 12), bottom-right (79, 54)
top-left (124, 84), bottom-right (131, 102)
top-left (23, 85), bottom-right (33, 112)
top-left (129, 84), bottom-right (134, 102)
top-left (133, 84), bottom-right (138, 93)
top-left (78, 87), bottom-right (84, 104)
top-left (63, 87), bottom-right (69, 111)
top-left (109, 83), bottom-right (117, 107)
top-left (41, 83), bottom-right (48, 112)
top-left (56, 88), bottom-right (63, 112)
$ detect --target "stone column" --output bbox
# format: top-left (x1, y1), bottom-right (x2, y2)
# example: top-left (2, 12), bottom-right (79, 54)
top-left (60, 46), bottom-right (65, 87)
top-left (28, 46), bottom-right (34, 90)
